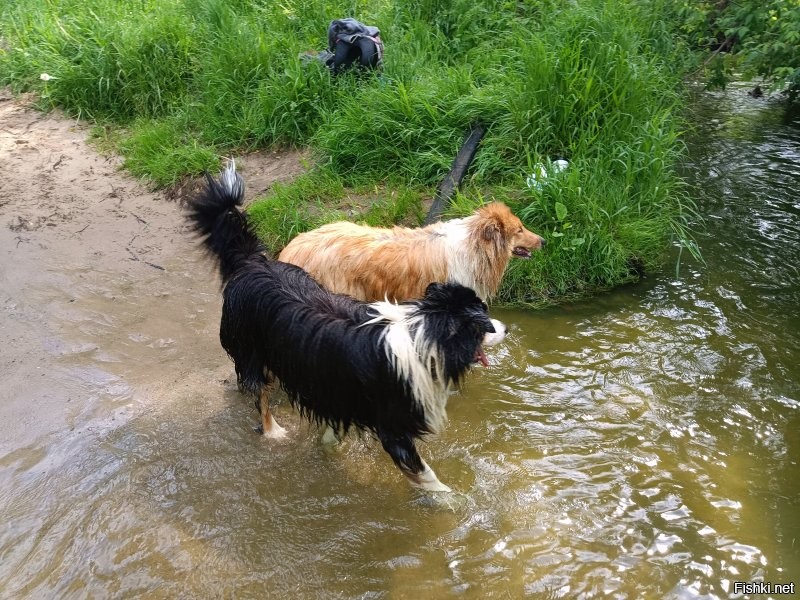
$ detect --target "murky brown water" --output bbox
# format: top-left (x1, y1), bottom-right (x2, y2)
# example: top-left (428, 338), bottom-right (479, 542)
top-left (2, 86), bottom-right (799, 598)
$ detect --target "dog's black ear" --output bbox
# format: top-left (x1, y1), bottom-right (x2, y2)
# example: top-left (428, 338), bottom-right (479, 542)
top-left (424, 282), bottom-right (484, 312)
top-left (424, 282), bottom-right (445, 296)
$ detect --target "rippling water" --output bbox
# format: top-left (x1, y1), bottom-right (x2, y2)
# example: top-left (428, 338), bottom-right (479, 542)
top-left (1, 85), bottom-right (798, 598)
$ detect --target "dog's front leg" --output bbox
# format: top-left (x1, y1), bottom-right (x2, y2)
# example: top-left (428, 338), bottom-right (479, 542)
top-left (378, 431), bottom-right (451, 493)
top-left (257, 380), bottom-right (287, 439)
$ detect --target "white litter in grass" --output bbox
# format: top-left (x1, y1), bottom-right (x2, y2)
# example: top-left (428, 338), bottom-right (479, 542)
top-left (526, 159), bottom-right (569, 189)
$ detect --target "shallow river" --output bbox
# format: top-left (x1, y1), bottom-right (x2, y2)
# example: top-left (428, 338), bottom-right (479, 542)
top-left (1, 85), bottom-right (798, 598)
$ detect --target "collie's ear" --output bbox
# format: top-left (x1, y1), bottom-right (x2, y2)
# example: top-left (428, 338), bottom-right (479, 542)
top-left (483, 220), bottom-right (503, 242)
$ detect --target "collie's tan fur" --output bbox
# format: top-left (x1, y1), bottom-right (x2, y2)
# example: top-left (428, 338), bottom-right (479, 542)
top-left (278, 202), bottom-right (545, 302)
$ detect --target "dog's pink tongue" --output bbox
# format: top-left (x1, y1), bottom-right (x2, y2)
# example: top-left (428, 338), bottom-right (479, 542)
top-left (476, 347), bottom-right (489, 367)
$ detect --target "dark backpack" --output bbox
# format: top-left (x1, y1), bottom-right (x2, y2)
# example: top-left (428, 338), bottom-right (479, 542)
top-left (325, 18), bottom-right (383, 74)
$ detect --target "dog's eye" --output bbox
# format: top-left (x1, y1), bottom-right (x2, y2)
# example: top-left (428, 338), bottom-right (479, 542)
top-left (517, 227), bottom-right (523, 233)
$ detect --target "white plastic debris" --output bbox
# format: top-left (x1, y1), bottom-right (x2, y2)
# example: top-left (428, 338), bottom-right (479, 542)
top-left (526, 159), bottom-right (569, 189)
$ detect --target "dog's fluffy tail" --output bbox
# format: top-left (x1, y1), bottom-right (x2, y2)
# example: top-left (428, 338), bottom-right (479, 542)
top-left (186, 160), bottom-right (264, 284)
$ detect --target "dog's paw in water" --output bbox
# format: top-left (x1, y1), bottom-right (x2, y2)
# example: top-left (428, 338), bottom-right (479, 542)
top-left (407, 462), bottom-right (452, 493)
top-left (253, 416), bottom-right (288, 439)
top-left (263, 418), bottom-right (288, 440)
top-left (413, 489), bottom-right (469, 512)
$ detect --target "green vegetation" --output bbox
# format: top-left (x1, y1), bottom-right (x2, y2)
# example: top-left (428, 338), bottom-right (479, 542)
top-left (0, 0), bottom-right (700, 306)
top-left (672, 0), bottom-right (800, 101)
top-left (248, 172), bottom-right (425, 251)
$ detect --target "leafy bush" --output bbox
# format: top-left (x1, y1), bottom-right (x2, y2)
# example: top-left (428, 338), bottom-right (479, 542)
top-left (671, 0), bottom-right (800, 101)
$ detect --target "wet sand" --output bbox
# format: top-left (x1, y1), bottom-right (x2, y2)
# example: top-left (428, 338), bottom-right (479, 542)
top-left (0, 96), bottom-right (305, 454)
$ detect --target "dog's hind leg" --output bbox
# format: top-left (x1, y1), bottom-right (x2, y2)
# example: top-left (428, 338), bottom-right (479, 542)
top-left (378, 431), bottom-right (451, 493)
top-left (257, 379), bottom-right (287, 439)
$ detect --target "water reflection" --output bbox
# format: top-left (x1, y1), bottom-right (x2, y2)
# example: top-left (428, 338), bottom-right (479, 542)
top-left (437, 83), bottom-right (800, 597)
top-left (1, 85), bottom-right (798, 598)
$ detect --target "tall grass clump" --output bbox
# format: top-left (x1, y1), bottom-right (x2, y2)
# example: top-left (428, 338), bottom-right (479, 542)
top-left (464, 4), bottom-right (697, 303)
top-left (0, 0), bottom-right (196, 121)
top-left (0, 0), bottom-right (698, 306)
top-left (314, 68), bottom-right (477, 184)
top-left (0, 0), bottom-right (364, 180)
top-left (117, 117), bottom-right (220, 186)
top-left (181, 0), bottom-right (342, 147)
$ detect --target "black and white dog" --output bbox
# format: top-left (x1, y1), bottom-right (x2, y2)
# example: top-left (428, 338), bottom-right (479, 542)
top-left (187, 162), bottom-right (506, 492)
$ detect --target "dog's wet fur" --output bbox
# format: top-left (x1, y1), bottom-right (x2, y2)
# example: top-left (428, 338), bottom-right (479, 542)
top-left (279, 201), bottom-right (545, 302)
top-left (186, 162), bottom-right (506, 492)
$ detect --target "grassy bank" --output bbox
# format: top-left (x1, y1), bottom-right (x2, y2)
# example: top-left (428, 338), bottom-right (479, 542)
top-left (0, 0), bottom-right (698, 306)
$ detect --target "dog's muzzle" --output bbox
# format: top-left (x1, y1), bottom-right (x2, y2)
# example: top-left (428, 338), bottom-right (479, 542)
top-left (474, 319), bottom-right (507, 367)
top-left (483, 319), bottom-right (507, 346)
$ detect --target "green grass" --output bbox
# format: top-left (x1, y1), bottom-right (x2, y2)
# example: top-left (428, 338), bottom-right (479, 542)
top-left (248, 169), bottom-right (425, 250)
top-left (0, 0), bottom-right (699, 306)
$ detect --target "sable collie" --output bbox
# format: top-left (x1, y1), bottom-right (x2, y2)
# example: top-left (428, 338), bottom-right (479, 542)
top-left (187, 163), bottom-right (506, 492)
top-left (278, 202), bottom-right (545, 302)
